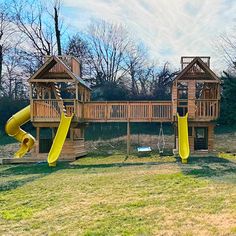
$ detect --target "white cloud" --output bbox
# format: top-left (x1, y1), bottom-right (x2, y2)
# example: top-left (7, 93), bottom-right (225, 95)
top-left (62, 0), bottom-right (236, 73)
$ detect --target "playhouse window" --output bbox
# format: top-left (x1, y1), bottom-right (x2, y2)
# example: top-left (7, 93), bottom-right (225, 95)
top-left (196, 82), bottom-right (218, 99)
top-left (177, 82), bottom-right (188, 100)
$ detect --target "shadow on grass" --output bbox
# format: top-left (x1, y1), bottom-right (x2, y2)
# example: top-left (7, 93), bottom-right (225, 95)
top-left (71, 161), bottom-right (176, 169)
top-left (0, 162), bottom-right (69, 192)
top-left (2, 155), bottom-right (236, 192)
top-left (0, 157), bottom-right (178, 192)
top-left (85, 151), bottom-right (115, 158)
top-left (181, 156), bottom-right (236, 183)
top-left (0, 176), bottom-right (39, 192)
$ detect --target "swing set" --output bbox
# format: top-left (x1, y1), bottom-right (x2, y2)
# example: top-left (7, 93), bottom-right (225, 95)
top-left (90, 122), bottom-right (166, 155)
top-left (136, 122), bottom-right (166, 155)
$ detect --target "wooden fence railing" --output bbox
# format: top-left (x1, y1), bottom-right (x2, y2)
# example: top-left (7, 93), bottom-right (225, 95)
top-left (195, 99), bottom-right (219, 120)
top-left (32, 99), bottom-right (83, 121)
top-left (32, 99), bottom-right (219, 122)
top-left (83, 101), bottom-right (172, 122)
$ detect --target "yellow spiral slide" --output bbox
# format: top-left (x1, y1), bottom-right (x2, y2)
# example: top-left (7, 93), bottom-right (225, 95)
top-left (47, 113), bottom-right (73, 167)
top-left (177, 113), bottom-right (190, 163)
top-left (5, 105), bottom-right (35, 158)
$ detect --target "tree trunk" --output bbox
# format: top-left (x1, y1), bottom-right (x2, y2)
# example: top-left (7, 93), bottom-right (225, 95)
top-left (54, 7), bottom-right (62, 55)
top-left (0, 44), bottom-right (3, 92)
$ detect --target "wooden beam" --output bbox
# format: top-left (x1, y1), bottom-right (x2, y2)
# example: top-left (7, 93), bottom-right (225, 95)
top-left (41, 72), bottom-right (71, 79)
top-left (180, 74), bottom-right (212, 79)
top-left (76, 83), bottom-right (79, 100)
top-left (36, 127), bottom-right (40, 154)
top-left (127, 122), bottom-right (131, 156)
top-left (178, 79), bottom-right (220, 83)
top-left (31, 79), bottom-right (74, 83)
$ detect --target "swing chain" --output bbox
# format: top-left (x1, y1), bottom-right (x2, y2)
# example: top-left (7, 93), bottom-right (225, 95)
top-left (157, 122), bottom-right (165, 154)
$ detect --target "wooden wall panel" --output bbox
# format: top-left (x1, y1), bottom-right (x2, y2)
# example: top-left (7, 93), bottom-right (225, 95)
top-left (32, 139), bottom-right (86, 160)
top-left (71, 58), bottom-right (80, 76)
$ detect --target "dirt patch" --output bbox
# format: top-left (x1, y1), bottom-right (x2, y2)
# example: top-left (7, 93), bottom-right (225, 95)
top-left (0, 143), bottom-right (19, 158)
top-left (215, 134), bottom-right (236, 153)
top-left (2, 133), bottom-right (236, 159)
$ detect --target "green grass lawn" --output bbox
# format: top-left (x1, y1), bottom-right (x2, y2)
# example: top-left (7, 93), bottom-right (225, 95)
top-left (0, 153), bottom-right (236, 235)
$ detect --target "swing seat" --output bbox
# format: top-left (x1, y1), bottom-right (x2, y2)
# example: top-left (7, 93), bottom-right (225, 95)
top-left (137, 146), bottom-right (152, 152)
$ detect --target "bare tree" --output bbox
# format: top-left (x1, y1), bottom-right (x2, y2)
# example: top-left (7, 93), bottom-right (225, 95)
top-left (150, 62), bottom-right (178, 100)
top-left (65, 33), bottom-right (92, 78)
top-left (0, 2), bottom-right (15, 95)
top-left (2, 46), bottom-right (28, 99)
top-left (87, 20), bottom-right (133, 86)
top-left (124, 43), bottom-right (149, 97)
top-left (11, 0), bottom-right (53, 56)
top-left (54, 1), bottom-right (62, 55)
top-left (46, 0), bottom-right (63, 55)
top-left (10, 0), bottom-right (64, 58)
top-left (65, 21), bottom-right (177, 100)
top-left (218, 28), bottom-right (236, 70)
top-left (125, 61), bottom-right (178, 100)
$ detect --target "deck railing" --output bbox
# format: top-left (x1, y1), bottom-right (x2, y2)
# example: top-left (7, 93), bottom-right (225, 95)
top-left (83, 101), bottom-right (172, 122)
top-left (195, 99), bottom-right (219, 120)
top-left (32, 100), bottom-right (60, 121)
top-left (32, 99), bottom-right (219, 122)
top-left (32, 99), bottom-right (83, 121)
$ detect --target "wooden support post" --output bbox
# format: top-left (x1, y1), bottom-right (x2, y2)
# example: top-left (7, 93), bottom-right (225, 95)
top-left (127, 122), bottom-right (131, 156)
top-left (149, 101), bottom-right (152, 122)
top-left (172, 81), bottom-right (178, 120)
top-left (74, 99), bottom-right (78, 118)
top-left (105, 101), bottom-right (108, 121)
top-left (81, 126), bottom-right (85, 138)
top-left (188, 80), bottom-right (196, 118)
top-left (36, 127), bottom-right (40, 154)
top-left (76, 83), bottom-right (79, 100)
top-left (29, 85), bottom-right (33, 121)
top-left (88, 91), bottom-right (91, 102)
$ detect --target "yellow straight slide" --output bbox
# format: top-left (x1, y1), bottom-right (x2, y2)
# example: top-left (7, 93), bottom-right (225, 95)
top-left (48, 113), bottom-right (73, 167)
top-left (5, 105), bottom-right (35, 158)
top-left (177, 113), bottom-right (190, 163)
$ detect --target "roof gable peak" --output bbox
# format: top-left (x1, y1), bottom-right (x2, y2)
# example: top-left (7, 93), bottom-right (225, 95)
top-left (28, 56), bottom-right (91, 90)
top-left (175, 57), bottom-right (220, 82)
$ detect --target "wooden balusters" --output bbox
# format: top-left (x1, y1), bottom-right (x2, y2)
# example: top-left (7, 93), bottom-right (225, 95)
top-left (82, 101), bottom-right (172, 122)
top-left (195, 99), bottom-right (219, 120)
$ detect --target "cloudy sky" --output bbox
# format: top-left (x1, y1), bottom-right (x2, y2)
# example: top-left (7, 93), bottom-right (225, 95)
top-left (61, 0), bottom-right (236, 73)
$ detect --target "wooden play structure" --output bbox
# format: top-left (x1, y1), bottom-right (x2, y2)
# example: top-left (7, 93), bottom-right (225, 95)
top-left (4, 55), bottom-right (220, 164)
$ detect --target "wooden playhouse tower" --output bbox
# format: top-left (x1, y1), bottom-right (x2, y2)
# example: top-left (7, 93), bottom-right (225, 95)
top-left (18, 55), bottom-right (220, 162)
top-left (28, 56), bottom-right (91, 160)
top-left (172, 57), bottom-right (220, 154)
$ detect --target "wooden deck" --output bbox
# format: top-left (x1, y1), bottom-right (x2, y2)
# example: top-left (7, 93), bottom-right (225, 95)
top-left (83, 101), bottom-right (172, 122)
top-left (31, 100), bottom-right (172, 122)
top-left (31, 99), bottom-right (219, 123)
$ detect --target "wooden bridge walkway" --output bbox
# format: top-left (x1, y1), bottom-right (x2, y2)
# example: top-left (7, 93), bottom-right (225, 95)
top-left (31, 99), bottom-right (219, 123)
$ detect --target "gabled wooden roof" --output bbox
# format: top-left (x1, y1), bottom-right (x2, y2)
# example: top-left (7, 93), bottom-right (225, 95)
top-left (174, 57), bottom-right (220, 83)
top-left (28, 56), bottom-right (91, 90)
